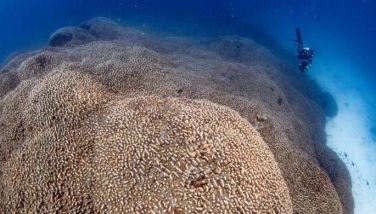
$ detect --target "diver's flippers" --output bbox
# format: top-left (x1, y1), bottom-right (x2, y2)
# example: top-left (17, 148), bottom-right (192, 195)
top-left (296, 28), bottom-right (303, 46)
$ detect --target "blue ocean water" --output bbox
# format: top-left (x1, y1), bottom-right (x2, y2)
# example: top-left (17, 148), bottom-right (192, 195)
top-left (1, 0), bottom-right (375, 213)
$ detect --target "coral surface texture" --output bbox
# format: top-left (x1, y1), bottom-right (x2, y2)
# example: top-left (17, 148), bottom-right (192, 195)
top-left (0, 17), bottom-right (352, 214)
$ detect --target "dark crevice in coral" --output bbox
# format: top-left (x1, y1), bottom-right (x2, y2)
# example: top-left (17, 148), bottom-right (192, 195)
top-left (35, 55), bottom-right (48, 69)
top-left (177, 88), bottom-right (183, 94)
top-left (189, 174), bottom-right (208, 188)
top-left (277, 97), bottom-right (283, 106)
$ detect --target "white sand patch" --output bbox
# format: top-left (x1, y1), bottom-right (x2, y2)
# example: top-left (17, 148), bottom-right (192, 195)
top-left (326, 93), bottom-right (376, 213)
top-left (311, 58), bottom-right (376, 213)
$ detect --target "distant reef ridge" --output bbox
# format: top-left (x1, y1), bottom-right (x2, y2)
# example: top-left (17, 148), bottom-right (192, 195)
top-left (0, 17), bottom-right (352, 213)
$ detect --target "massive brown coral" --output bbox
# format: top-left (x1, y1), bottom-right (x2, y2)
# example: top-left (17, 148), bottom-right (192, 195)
top-left (0, 17), bottom-right (353, 213)
top-left (0, 69), bottom-right (292, 213)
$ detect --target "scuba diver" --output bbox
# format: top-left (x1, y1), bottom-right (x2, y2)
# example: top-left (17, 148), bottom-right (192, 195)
top-left (296, 28), bottom-right (314, 72)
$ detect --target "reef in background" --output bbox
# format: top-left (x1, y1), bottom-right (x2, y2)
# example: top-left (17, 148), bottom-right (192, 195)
top-left (0, 17), bottom-right (352, 213)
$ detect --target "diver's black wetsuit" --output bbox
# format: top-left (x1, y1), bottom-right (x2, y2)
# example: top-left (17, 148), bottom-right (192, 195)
top-left (298, 47), bottom-right (314, 72)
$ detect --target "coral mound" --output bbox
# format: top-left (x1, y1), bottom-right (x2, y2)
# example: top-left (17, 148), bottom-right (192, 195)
top-left (0, 69), bottom-right (291, 213)
top-left (0, 17), bottom-right (353, 213)
top-left (49, 27), bottom-right (96, 47)
top-left (93, 96), bottom-right (292, 213)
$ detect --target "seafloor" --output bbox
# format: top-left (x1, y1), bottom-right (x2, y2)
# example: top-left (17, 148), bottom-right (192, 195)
top-left (0, 17), bottom-right (353, 213)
